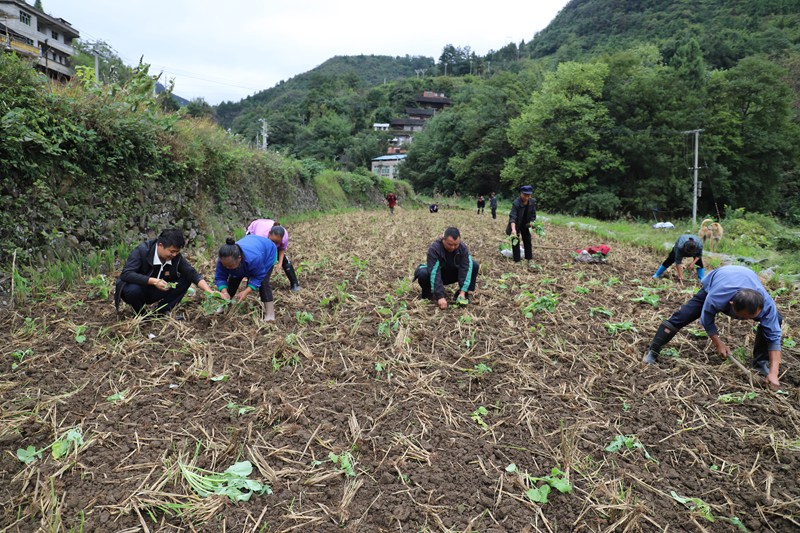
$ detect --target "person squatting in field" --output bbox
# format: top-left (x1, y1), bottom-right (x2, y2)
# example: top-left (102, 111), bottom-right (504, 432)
top-left (653, 234), bottom-right (705, 281)
top-left (643, 266), bottom-right (783, 389)
top-left (507, 185), bottom-right (536, 264)
top-left (115, 228), bottom-right (216, 317)
top-left (413, 227), bottom-right (479, 310)
top-left (246, 219), bottom-right (300, 291)
top-left (215, 234), bottom-right (278, 321)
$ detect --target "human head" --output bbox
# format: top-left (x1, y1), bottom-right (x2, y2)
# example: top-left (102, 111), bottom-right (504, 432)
top-left (730, 288), bottom-right (764, 319)
top-left (218, 237), bottom-right (243, 269)
top-left (156, 228), bottom-right (184, 262)
top-left (491, 192), bottom-right (496, 197)
top-left (682, 238), bottom-right (699, 256)
top-left (268, 224), bottom-right (285, 247)
top-left (519, 185), bottom-right (533, 201)
top-left (442, 227), bottom-right (461, 252)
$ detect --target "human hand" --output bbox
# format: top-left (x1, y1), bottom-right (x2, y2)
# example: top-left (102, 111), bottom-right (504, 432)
top-left (155, 279), bottom-right (170, 292)
top-left (765, 373), bottom-right (780, 391)
top-left (220, 290), bottom-right (231, 301)
top-left (714, 341), bottom-right (731, 359)
top-left (437, 297), bottom-right (448, 310)
top-left (234, 292), bottom-right (248, 304)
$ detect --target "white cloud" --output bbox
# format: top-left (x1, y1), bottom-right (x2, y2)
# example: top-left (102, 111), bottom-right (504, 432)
top-left (40, 0), bottom-right (569, 104)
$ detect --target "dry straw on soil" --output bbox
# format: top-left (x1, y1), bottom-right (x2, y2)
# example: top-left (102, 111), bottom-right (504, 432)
top-left (1, 207), bottom-right (798, 532)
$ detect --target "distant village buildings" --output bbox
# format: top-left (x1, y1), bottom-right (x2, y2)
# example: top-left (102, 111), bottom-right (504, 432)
top-left (370, 91), bottom-right (451, 179)
top-left (0, 0), bottom-right (80, 80)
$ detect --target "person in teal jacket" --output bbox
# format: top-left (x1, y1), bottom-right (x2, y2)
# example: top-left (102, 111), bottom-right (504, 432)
top-left (653, 234), bottom-right (704, 281)
top-left (215, 235), bottom-right (278, 321)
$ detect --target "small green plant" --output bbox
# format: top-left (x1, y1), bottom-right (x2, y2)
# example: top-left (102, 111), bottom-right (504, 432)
top-left (17, 427), bottom-right (85, 464)
top-left (631, 288), bottom-right (660, 307)
top-left (783, 337), bottom-right (796, 348)
top-left (374, 361), bottom-right (393, 380)
top-left (606, 277), bottom-right (621, 286)
top-left (574, 286), bottom-right (590, 294)
top-left (604, 321), bottom-right (636, 334)
top-left (10, 348), bottom-right (32, 370)
top-left (462, 330), bottom-right (477, 349)
top-left (470, 406), bottom-right (490, 430)
top-left (605, 434), bottom-right (658, 463)
top-left (459, 314), bottom-right (474, 324)
top-left (227, 401), bottom-right (257, 416)
top-left (505, 464), bottom-right (572, 504)
top-left (376, 294), bottom-right (409, 337)
top-left (86, 274), bottom-right (112, 299)
top-left (272, 352), bottom-right (300, 372)
top-left (178, 459), bottom-right (271, 501)
top-left (662, 347), bottom-right (680, 358)
top-left (497, 272), bottom-right (518, 290)
top-left (319, 280), bottom-right (356, 310)
top-left (394, 278), bottom-right (411, 296)
top-left (589, 306), bottom-right (613, 318)
top-left (351, 255), bottom-right (369, 283)
top-left (465, 363), bottom-right (492, 377)
top-left (670, 491), bottom-right (715, 522)
top-left (201, 292), bottom-right (234, 315)
top-left (618, 397), bottom-right (631, 411)
top-left (718, 392), bottom-right (757, 404)
top-left (328, 451), bottom-right (357, 477)
top-left (530, 221), bottom-right (545, 237)
top-left (295, 311), bottom-right (314, 325)
top-left (73, 325), bottom-right (88, 344)
top-left (519, 291), bottom-right (558, 318)
top-left (106, 389), bottom-right (129, 403)
top-left (686, 327), bottom-right (708, 338)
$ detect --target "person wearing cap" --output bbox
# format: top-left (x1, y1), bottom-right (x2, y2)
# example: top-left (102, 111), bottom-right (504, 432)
top-left (413, 227), bottom-right (479, 309)
top-left (653, 234), bottom-right (705, 282)
top-left (506, 185), bottom-right (537, 264)
top-left (643, 265), bottom-right (783, 390)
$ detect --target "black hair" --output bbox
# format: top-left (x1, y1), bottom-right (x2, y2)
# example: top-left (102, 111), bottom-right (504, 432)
top-left (731, 288), bottom-right (764, 315)
top-left (157, 228), bottom-right (185, 249)
top-left (269, 225), bottom-right (285, 238)
top-left (218, 237), bottom-right (242, 261)
top-left (443, 227), bottom-right (460, 240)
top-left (682, 238), bottom-right (699, 255)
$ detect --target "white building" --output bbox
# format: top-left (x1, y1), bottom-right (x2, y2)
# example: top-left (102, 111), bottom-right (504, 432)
top-left (371, 154), bottom-right (406, 180)
top-left (0, 0), bottom-right (80, 79)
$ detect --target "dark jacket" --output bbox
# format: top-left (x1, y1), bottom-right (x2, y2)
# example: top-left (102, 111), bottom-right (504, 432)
top-left (114, 239), bottom-right (203, 309)
top-left (506, 197), bottom-right (536, 235)
top-left (426, 239), bottom-right (474, 299)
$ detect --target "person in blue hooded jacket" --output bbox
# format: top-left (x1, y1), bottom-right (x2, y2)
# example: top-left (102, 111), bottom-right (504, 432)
top-left (215, 235), bottom-right (278, 321)
top-left (653, 234), bottom-right (705, 281)
top-left (643, 266), bottom-right (783, 390)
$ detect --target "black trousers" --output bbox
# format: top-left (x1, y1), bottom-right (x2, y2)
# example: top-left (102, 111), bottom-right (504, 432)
top-left (491, 206), bottom-right (497, 219)
top-left (119, 276), bottom-right (192, 314)
top-left (666, 289), bottom-right (781, 365)
top-left (414, 261), bottom-right (479, 300)
top-left (225, 265), bottom-right (275, 302)
top-left (662, 250), bottom-right (704, 269)
top-left (512, 228), bottom-right (533, 262)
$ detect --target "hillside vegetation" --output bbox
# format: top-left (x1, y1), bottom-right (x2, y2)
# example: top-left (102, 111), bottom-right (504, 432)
top-left (0, 54), bottom-right (411, 266)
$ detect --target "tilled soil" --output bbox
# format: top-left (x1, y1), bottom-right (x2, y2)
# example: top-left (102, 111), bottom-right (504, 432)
top-left (1, 207), bottom-right (798, 532)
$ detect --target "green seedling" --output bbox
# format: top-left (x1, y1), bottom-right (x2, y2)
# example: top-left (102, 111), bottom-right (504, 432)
top-left (783, 337), bottom-right (796, 348)
top-left (574, 286), bottom-right (590, 294)
top-left (718, 392), bottom-right (757, 404)
top-left (455, 296), bottom-right (470, 307)
top-left (465, 363), bottom-right (492, 377)
top-left (376, 296), bottom-right (409, 337)
top-left (86, 274), bottom-right (111, 299)
top-left (631, 288), bottom-right (660, 307)
top-left (589, 306), bottom-right (613, 318)
top-left (17, 427), bottom-right (85, 464)
top-left (11, 348), bottom-right (32, 370)
top-left (272, 352), bottom-right (300, 372)
top-left (497, 272), bottom-right (518, 290)
top-left (295, 311), bottom-right (314, 325)
top-left (539, 277), bottom-right (557, 285)
top-left (227, 401), bottom-right (256, 416)
top-left (351, 255), bottom-right (368, 283)
top-left (519, 291), bottom-right (558, 318)
top-left (319, 280), bottom-right (356, 310)
top-left (604, 321), bottom-right (636, 334)
top-left (202, 292), bottom-right (234, 315)
top-left (178, 459), bottom-right (271, 502)
top-left (106, 389), bottom-right (129, 402)
top-left (662, 347), bottom-right (680, 358)
top-left (530, 221), bottom-right (545, 237)
top-left (770, 287), bottom-right (791, 298)
top-left (605, 434), bottom-right (658, 463)
top-left (470, 406), bottom-right (490, 430)
top-left (506, 464), bottom-right (572, 504)
top-left (686, 327), bottom-right (708, 338)
top-left (73, 324), bottom-right (88, 344)
top-left (670, 491), bottom-right (715, 522)
top-left (394, 277), bottom-right (411, 297)
top-left (459, 314), bottom-right (474, 324)
top-left (284, 333), bottom-right (298, 345)
top-left (328, 451), bottom-right (357, 477)
top-left (210, 374), bottom-right (229, 382)
top-left (606, 277), bottom-right (621, 286)
top-left (617, 397), bottom-right (631, 411)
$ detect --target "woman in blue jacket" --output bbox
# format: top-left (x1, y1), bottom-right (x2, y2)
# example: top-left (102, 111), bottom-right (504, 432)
top-left (215, 235), bottom-right (278, 321)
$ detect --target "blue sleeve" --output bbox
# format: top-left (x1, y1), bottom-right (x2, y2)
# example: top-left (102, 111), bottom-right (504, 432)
top-left (699, 300), bottom-right (720, 337)
top-left (214, 260), bottom-right (229, 290)
top-left (245, 242), bottom-right (276, 290)
top-left (759, 301), bottom-right (783, 352)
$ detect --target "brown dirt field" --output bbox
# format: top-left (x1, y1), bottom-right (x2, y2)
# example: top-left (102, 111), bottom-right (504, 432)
top-left (1, 207), bottom-right (799, 532)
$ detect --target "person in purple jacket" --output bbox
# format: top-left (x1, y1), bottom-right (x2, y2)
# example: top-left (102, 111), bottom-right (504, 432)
top-left (643, 266), bottom-right (783, 389)
top-left (246, 219), bottom-right (300, 291)
top-left (215, 235), bottom-right (278, 321)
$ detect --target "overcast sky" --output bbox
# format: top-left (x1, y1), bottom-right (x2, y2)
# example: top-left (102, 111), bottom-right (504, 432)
top-left (39, 0), bottom-right (570, 105)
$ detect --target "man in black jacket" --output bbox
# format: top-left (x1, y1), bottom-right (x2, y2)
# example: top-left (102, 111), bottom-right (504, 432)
top-left (413, 227), bottom-right (479, 309)
top-left (115, 228), bottom-right (215, 316)
top-left (506, 185), bottom-right (536, 264)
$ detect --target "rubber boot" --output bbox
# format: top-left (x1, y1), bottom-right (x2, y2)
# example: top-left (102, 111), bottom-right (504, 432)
top-left (262, 301), bottom-right (275, 322)
top-left (697, 268), bottom-right (705, 281)
top-left (643, 321), bottom-right (679, 364)
top-left (653, 265), bottom-right (667, 279)
top-left (284, 260), bottom-right (301, 291)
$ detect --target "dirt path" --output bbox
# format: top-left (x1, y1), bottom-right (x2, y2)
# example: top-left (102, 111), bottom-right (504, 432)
top-left (1, 207), bottom-right (798, 532)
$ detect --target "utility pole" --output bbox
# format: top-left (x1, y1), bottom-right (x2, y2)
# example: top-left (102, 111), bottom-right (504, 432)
top-left (258, 118), bottom-right (268, 150)
top-left (682, 128), bottom-right (703, 227)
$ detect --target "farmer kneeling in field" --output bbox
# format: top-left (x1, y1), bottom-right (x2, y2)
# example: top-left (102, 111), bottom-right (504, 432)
top-left (643, 266), bottom-right (783, 389)
top-left (216, 234), bottom-right (278, 321)
top-left (413, 227), bottom-right (479, 310)
top-left (115, 228), bottom-right (216, 317)
top-left (653, 234), bottom-right (704, 281)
